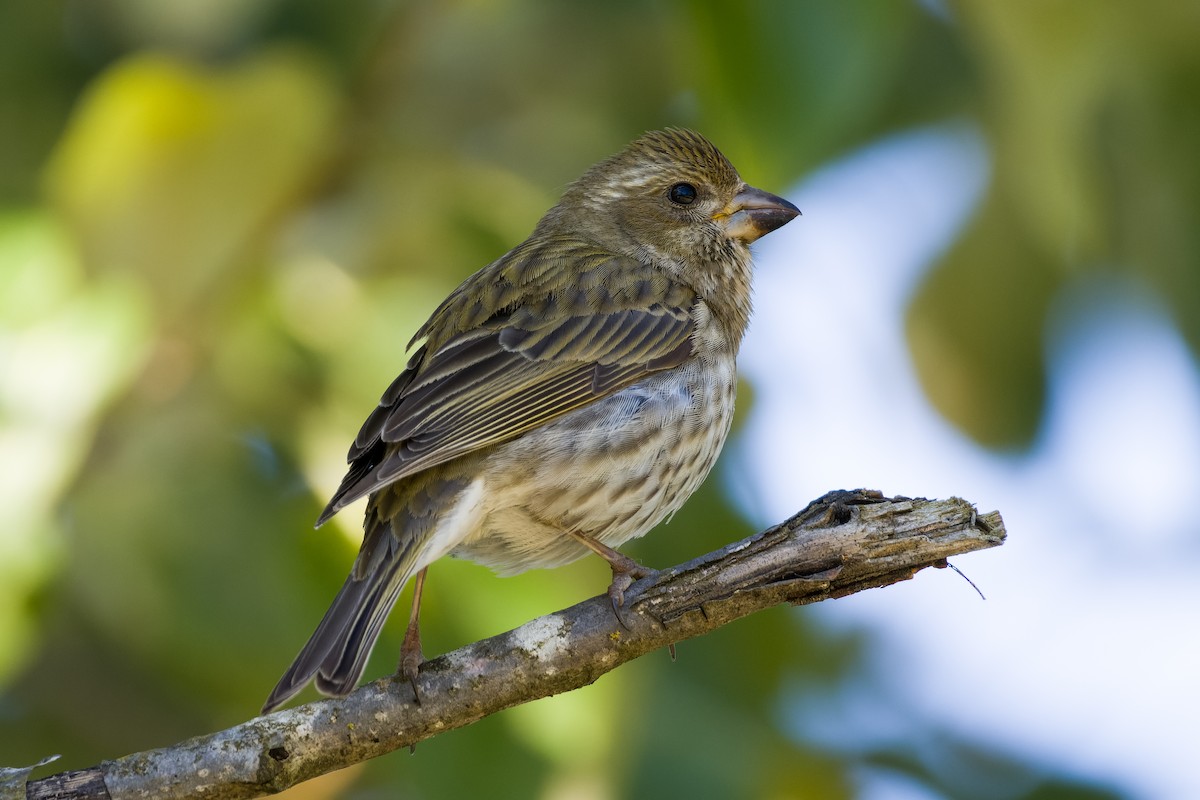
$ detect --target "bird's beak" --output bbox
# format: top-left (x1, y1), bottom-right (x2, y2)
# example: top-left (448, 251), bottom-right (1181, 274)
top-left (717, 185), bottom-right (801, 243)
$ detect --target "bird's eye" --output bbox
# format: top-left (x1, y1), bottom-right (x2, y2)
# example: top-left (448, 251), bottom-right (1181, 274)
top-left (668, 182), bottom-right (698, 206)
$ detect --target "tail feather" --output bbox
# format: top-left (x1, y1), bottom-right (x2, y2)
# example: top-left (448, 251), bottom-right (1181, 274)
top-left (264, 474), bottom-right (477, 714)
top-left (262, 533), bottom-right (414, 714)
top-left (314, 561), bottom-right (408, 696)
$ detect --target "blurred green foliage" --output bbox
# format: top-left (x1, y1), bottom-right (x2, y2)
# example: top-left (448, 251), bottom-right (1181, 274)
top-left (1, 1), bottom-right (1193, 798)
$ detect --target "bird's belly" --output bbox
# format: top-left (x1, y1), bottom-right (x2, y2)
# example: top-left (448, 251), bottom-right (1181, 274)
top-left (452, 359), bottom-right (737, 575)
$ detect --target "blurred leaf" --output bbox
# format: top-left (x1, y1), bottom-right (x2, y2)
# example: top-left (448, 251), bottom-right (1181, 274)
top-left (0, 212), bottom-right (148, 686)
top-left (907, 192), bottom-right (1061, 447)
top-left (682, 0), bottom-right (971, 182)
top-left (866, 731), bottom-right (1129, 800)
top-left (959, 1), bottom-right (1125, 261)
top-left (0, 1), bottom-right (89, 205)
top-left (75, 0), bottom-right (286, 54)
top-left (911, 0), bottom-right (1200, 444)
top-left (44, 48), bottom-right (340, 315)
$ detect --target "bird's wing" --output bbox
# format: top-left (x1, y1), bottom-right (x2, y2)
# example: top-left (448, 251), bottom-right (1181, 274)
top-left (317, 255), bottom-right (697, 524)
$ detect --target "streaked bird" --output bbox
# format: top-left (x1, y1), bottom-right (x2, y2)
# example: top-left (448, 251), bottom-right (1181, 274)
top-left (263, 128), bottom-right (799, 713)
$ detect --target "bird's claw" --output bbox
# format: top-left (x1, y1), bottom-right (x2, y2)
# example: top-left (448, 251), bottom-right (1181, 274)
top-left (608, 572), bottom-right (638, 628)
top-left (399, 637), bottom-right (424, 753)
top-left (606, 560), bottom-right (665, 632)
top-left (566, 529), bottom-right (667, 633)
top-left (607, 565), bottom-right (675, 662)
top-left (399, 619), bottom-right (424, 706)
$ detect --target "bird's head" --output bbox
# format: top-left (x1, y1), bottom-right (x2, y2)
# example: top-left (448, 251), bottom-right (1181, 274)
top-left (548, 128), bottom-right (800, 273)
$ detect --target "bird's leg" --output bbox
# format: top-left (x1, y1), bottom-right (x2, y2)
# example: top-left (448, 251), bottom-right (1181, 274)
top-left (568, 531), bottom-right (675, 657)
top-left (399, 567), bottom-right (427, 702)
top-left (567, 530), bottom-right (654, 619)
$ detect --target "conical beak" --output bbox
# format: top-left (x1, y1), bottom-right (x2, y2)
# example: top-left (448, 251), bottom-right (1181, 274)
top-left (719, 185), bottom-right (801, 243)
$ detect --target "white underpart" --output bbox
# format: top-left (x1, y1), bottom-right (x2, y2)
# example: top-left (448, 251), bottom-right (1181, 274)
top-left (413, 477), bottom-right (486, 573)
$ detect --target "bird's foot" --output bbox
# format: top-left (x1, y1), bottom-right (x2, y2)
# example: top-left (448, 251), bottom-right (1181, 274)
top-left (566, 530), bottom-right (660, 628)
top-left (399, 621), bottom-right (424, 754)
top-left (604, 554), bottom-right (675, 662)
top-left (399, 618), bottom-right (424, 699)
top-left (398, 567), bottom-right (427, 707)
top-left (602, 550), bottom-right (654, 621)
top-left (567, 530), bottom-right (676, 661)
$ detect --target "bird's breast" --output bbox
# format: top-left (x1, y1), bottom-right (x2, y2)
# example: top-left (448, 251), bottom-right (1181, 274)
top-left (454, 353), bottom-right (738, 575)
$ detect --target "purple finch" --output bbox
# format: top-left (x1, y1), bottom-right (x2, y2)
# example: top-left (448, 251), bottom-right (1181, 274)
top-left (263, 128), bottom-right (799, 713)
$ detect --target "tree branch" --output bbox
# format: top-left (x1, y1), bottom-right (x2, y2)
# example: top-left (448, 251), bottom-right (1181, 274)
top-left (17, 490), bottom-right (1005, 800)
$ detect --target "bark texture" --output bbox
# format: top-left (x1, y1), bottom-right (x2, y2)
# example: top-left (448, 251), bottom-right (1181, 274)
top-left (14, 490), bottom-right (1006, 800)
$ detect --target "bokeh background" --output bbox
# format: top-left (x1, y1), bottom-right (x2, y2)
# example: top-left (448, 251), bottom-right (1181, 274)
top-left (2, 2), bottom-right (1197, 798)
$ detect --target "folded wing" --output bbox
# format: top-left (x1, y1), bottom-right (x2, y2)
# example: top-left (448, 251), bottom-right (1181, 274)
top-left (317, 248), bottom-right (698, 525)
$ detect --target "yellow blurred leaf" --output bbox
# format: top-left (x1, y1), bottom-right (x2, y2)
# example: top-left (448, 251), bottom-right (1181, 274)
top-left (44, 48), bottom-right (340, 312)
top-left (0, 212), bottom-right (149, 684)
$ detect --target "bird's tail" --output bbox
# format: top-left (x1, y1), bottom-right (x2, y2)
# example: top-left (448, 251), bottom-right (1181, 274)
top-left (262, 524), bottom-right (416, 714)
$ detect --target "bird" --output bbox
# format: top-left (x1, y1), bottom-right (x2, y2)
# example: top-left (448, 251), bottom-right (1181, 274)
top-left (262, 128), bottom-right (799, 714)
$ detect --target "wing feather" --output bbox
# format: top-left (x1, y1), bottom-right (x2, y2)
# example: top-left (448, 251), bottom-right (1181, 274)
top-left (317, 248), bottom-right (698, 524)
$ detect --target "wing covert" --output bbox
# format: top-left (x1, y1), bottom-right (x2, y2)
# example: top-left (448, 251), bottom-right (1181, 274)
top-left (317, 256), bottom-right (698, 524)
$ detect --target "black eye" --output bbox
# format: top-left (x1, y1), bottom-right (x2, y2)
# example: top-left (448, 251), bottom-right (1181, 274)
top-left (668, 182), bottom-right (698, 206)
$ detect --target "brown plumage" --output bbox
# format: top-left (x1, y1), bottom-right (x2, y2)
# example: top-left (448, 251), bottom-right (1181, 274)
top-left (263, 129), bottom-right (799, 713)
